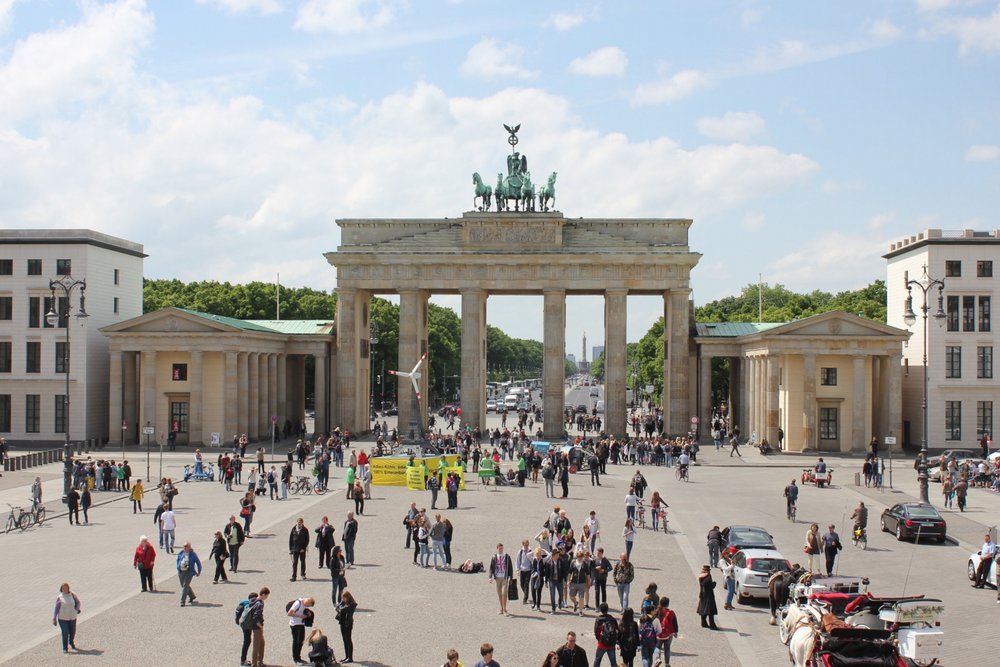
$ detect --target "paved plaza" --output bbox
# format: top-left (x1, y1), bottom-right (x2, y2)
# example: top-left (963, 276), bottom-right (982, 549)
top-left (1, 428), bottom-right (997, 666)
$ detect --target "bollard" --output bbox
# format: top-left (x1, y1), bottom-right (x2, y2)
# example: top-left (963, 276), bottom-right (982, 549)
top-left (854, 472), bottom-right (861, 486)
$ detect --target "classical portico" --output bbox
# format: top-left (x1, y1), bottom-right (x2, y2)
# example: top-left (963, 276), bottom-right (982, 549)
top-left (326, 212), bottom-right (701, 439)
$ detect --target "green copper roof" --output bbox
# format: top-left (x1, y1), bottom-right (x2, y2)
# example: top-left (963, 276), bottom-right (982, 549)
top-left (177, 309), bottom-right (333, 336)
top-left (695, 322), bottom-right (785, 337)
top-left (177, 309), bottom-right (277, 332)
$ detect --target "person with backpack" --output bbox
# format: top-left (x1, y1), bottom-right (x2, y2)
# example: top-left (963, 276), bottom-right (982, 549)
top-left (593, 602), bottom-right (619, 666)
top-left (542, 458), bottom-right (556, 498)
top-left (655, 597), bottom-right (679, 665)
top-left (637, 611), bottom-right (660, 667)
top-left (287, 596), bottom-right (316, 664)
top-left (618, 607), bottom-right (640, 667)
top-left (235, 591), bottom-right (259, 666)
top-left (176, 542), bottom-right (203, 607)
top-left (267, 466), bottom-right (278, 500)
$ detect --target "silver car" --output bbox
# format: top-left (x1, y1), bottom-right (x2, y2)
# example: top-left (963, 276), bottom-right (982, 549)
top-left (732, 548), bottom-right (791, 602)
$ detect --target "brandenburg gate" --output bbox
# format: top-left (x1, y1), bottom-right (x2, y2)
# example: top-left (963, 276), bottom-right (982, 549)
top-left (326, 126), bottom-right (701, 440)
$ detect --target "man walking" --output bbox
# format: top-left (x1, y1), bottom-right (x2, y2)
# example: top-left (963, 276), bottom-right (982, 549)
top-left (784, 479), bottom-right (799, 520)
top-left (250, 587), bottom-right (270, 667)
top-left (593, 602), bottom-right (619, 667)
top-left (555, 631), bottom-right (588, 666)
top-left (314, 516), bottom-right (335, 569)
top-left (343, 511), bottom-right (358, 567)
top-left (515, 539), bottom-right (533, 603)
top-left (289, 518), bottom-right (309, 581)
top-left (612, 552), bottom-right (634, 610)
top-left (176, 542), bottom-right (202, 607)
top-left (160, 506), bottom-right (177, 553)
top-left (237, 591), bottom-right (258, 666)
top-left (729, 432), bottom-right (742, 458)
top-left (66, 486), bottom-right (80, 526)
top-left (821, 525), bottom-right (842, 576)
top-left (224, 515), bottom-right (245, 573)
top-left (404, 502), bottom-right (418, 549)
top-left (488, 543), bottom-right (513, 617)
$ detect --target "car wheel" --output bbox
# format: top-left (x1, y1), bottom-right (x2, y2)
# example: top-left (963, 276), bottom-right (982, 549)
top-left (936, 536), bottom-right (946, 544)
top-left (895, 524), bottom-right (903, 541)
top-left (968, 560), bottom-right (977, 581)
top-left (880, 517), bottom-right (888, 533)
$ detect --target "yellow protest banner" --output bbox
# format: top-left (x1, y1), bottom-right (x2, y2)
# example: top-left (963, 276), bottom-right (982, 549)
top-left (406, 466), bottom-right (424, 490)
top-left (370, 455), bottom-right (463, 487)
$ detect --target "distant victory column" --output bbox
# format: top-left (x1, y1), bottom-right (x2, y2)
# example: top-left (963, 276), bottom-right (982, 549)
top-left (579, 330), bottom-right (589, 372)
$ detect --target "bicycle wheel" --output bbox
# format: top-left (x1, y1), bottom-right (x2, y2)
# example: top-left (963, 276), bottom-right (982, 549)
top-left (675, 468), bottom-right (682, 480)
top-left (4, 516), bottom-right (14, 534)
top-left (17, 513), bottom-right (30, 531)
top-left (313, 483), bottom-right (327, 495)
top-left (34, 507), bottom-right (46, 525)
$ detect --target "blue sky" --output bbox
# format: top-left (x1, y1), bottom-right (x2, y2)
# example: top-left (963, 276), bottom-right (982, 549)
top-left (1, 0), bottom-right (999, 347)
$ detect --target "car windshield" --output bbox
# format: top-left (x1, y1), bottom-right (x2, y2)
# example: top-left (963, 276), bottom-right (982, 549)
top-left (732, 530), bottom-right (771, 545)
top-left (749, 558), bottom-right (788, 573)
top-left (905, 506), bottom-right (940, 519)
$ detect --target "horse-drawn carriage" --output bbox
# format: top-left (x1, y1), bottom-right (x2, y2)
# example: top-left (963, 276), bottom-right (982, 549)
top-left (777, 572), bottom-right (943, 666)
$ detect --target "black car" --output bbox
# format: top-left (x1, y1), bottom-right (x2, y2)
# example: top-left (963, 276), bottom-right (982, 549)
top-left (880, 503), bottom-right (947, 543)
top-left (720, 525), bottom-right (776, 555)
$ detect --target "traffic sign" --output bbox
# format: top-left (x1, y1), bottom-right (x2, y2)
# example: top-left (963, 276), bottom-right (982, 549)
top-left (884, 436), bottom-right (896, 445)
top-left (270, 415), bottom-right (277, 423)
top-left (690, 416), bottom-right (699, 424)
top-left (142, 426), bottom-right (155, 435)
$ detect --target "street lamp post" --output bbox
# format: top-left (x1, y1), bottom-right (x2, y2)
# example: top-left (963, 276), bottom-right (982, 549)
top-left (45, 275), bottom-right (88, 504)
top-left (902, 265), bottom-right (946, 504)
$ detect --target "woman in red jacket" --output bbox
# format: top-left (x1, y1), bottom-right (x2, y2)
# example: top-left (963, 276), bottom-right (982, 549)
top-left (133, 535), bottom-right (157, 592)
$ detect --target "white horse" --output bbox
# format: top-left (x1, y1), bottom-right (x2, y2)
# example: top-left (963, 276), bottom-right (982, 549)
top-left (787, 620), bottom-right (819, 667)
top-left (778, 602), bottom-right (823, 644)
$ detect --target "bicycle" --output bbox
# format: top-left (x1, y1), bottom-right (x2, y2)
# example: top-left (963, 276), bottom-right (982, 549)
top-left (657, 507), bottom-right (670, 533)
top-left (635, 501), bottom-right (646, 529)
top-left (28, 503), bottom-right (46, 525)
top-left (852, 526), bottom-right (867, 550)
top-left (312, 481), bottom-right (328, 495)
top-left (675, 465), bottom-right (689, 482)
top-left (787, 500), bottom-right (797, 522)
top-left (293, 476), bottom-right (312, 495)
top-left (5, 504), bottom-right (31, 533)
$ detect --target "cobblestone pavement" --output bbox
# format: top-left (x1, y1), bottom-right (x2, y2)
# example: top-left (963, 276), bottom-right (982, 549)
top-left (1, 438), bottom-right (995, 666)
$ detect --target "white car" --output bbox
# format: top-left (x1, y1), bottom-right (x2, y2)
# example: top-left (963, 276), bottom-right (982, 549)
top-left (486, 400), bottom-right (497, 413)
top-left (732, 548), bottom-right (791, 601)
top-left (595, 400), bottom-right (605, 413)
top-left (967, 550), bottom-right (998, 588)
top-left (589, 387), bottom-right (599, 397)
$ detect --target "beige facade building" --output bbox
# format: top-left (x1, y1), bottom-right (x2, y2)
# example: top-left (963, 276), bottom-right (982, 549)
top-left (886, 229), bottom-right (1000, 450)
top-left (696, 312), bottom-right (909, 453)
top-left (0, 230), bottom-right (143, 443)
top-left (101, 308), bottom-right (334, 447)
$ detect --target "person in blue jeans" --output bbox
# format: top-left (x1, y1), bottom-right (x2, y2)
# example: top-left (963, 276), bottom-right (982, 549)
top-left (593, 603), bottom-right (619, 666)
top-left (52, 583), bottom-right (81, 653)
top-left (720, 552), bottom-right (736, 610)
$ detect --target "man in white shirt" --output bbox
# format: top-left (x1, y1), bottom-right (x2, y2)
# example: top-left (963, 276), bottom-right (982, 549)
top-left (286, 596), bottom-right (315, 664)
top-left (973, 533), bottom-right (996, 588)
top-left (585, 511), bottom-right (601, 553)
top-left (160, 508), bottom-right (177, 553)
top-left (515, 539), bottom-right (533, 604)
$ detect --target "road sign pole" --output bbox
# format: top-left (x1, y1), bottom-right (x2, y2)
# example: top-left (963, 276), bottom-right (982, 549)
top-left (270, 415), bottom-right (277, 462)
top-left (143, 422), bottom-right (154, 483)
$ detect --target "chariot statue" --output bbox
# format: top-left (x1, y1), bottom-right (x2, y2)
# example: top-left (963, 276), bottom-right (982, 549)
top-left (472, 124), bottom-right (557, 213)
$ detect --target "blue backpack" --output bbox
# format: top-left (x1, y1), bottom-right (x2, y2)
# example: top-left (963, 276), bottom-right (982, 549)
top-left (639, 619), bottom-right (657, 651)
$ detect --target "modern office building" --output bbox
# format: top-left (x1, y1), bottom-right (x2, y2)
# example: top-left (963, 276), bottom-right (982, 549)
top-left (0, 230), bottom-right (144, 444)
top-left (885, 228), bottom-right (1000, 450)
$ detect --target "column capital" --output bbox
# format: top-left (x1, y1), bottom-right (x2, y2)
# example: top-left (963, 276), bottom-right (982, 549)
top-left (605, 288), bottom-right (628, 297)
top-left (459, 286), bottom-right (486, 295)
top-left (542, 287), bottom-right (566, 297)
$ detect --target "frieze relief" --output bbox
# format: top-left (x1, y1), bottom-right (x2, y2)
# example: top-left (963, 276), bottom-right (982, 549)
top-left (465, 226), bottom-right (559, 246)
top-left (339, 262), bottom-right (681, 283)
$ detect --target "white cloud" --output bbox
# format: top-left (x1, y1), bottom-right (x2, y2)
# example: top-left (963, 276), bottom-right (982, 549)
top-left (569, 47), bottom-right (627, 77)
top-left (460, 38), bottom-right (539, 80)
top-left (868, 18), bottom-right (902, 40)
top-left (770, 232), bottom-right (886, 292)
top-left (0, 0), bottom-right (154, 122)
top-left (916, 0), bottom-right (959, 11)
top-left (544, 11), bottom-right (584, 31)
top-left (966, 144), bottom-right (1000, 161)
top-left (197, 0), bottom-right (283, 14)
top-left (938, 6), bottom-right (1000, 55)
top-left (868, 211), bottom-right (896, 229)
top-left (294, 0), bottom-right (397, 34)
top-left (742, 213), bottom-right (765, 231)
top-left (696, 111), bottom-right (766, 142)
top-left (632, 69), bottom-right (711, 106)
top-left (0, 0), bottom-right (15, 32)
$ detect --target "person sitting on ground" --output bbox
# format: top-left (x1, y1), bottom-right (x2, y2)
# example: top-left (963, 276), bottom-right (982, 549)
top-left (306, 628), bottom-right (335, 666)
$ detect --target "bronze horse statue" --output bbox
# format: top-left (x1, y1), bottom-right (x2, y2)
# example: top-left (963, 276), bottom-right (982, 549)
top-left (472, 172), bottom-right (492, 211)
top-left (538, 171), bottom-right (557, 211)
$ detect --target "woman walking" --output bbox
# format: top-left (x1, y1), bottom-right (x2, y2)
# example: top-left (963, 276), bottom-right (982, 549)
top-left (443, 518), bottom-right (454, 569)
top-left (618, 607), bottom-right (639, 667)
top-left (650, 492), bottom-right (665, 532)
top-left (697, 565), bottom-right (719, 630)
top-left (336, 590), bottom-right (358, 663)
top-left (80, 486), bottom-right (92, 525)
top-left (803, 523), bottom-right (821, 574)
top-left (133, 535), bottom-right (156, 592)
top-left (52, 583), bottom-right (81, 653)
top-left (330, 546), bottom-right (347, 606)
top-left (130, 479), bottom-right (144, 513)
top-left (210, 530), bottom-right (229, 583)
top-left (417, 517), bottom-right (431, 568)
top-left (352, 480), bottom-right (365, 515)
top-left (623, 518), bottom-right (636, 560)
top-left (240, 491), bottom-right (255, 538)
top-left (942, 476), bottom-right (954, 509)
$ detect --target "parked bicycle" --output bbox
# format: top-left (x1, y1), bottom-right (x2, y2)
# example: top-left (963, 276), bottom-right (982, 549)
top-left (5, 504), bottom-right (31, 533)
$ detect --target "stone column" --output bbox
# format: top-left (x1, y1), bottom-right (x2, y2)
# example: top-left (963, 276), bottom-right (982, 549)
top-left (276, 353), bottom-right (287, 432)
top-left (314, 352), bottom-right (327, 436)
top-left (248, 352), bottom-right (259, 442)
top-left (267, 353), bottom-right (278, 439)
top-left (756, 357), bottom-right (765, 441)
top-left (336, 288), bottom-right (372, 433)
top-left (109, 350), bottom-right (123, 446)
top-left (123, 351), bottom-right (137, 444)
top-left (802, 353), bottom-right (817, 452)
top-left (728, 357), bottom-right (740, 432)
top-left (224, 351), bottom-right (238, 441)
top-left (699, 353), bottom-right (713, 434)
top-left (398, 289), bottom-right (429, 439)
top-left (257, 353), bottom-right (269, 439)
top-left (852, 355), bottom-right (866, 453)
top-left (237, 352), bottom-right (249, 438)
top-left (887, 353), bottom-right (902, 452)
top-left (141, 350), bottom-right (157, 432)
top-left (663, 289), bottom-right (691, 434)
top-left (543, 289), bottom-right (566, 439)
top-left (767, 355), bottom-right (779, 446)
top-left (189, 350), bottom-right (203, 445)
top-left (604, 289), bottom-right (628, 437)
top-left (460, 288), bottom-right (487, 432)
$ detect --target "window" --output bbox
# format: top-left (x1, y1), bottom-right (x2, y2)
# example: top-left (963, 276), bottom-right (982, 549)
top-left (947, 295), bottom-right (959, 332)
top-left (963, 296), bottom-right (976, 332)
top-left (26, 259), bottom-right (41, 275)
top-left (54, 395), bottom-right (66, 434)
top-left (979, 296), bottom-right (991, 332)
top-left (945, 260), bottom-right (962, 277)
top-left (113, 297), bottom-right (119, 314)
top-left (25, 341), bottom-right (40, 373)
top-left (978, 260), bottom-right (993, 278)
top-left (0, 394), bottom-right (9, 432)
top-left (55, 341), bottom-right (68, 373)
top-left (113, 268), bottom-right (120, 285)
top-left (945, 346), bottom-right (962, 378)
top-left (56, 259), bottom-right (71, 276)
top-left (0, 296), bottom-right (11, 320)
top-left (0, 341), bottom-right (10, 372)
top-left (42, 296), bottom-right (67, 328)
top-left (945, 401), bottom-right (962, 441)
top-left (820, 368), bottom-right (838, 386)
top-left (170, 401), bottom-right (189, 434)
top-left (0, 259), bottom-right (11, 275)
top-left (25, 394), bottom-right (40, 433)
top-left (978, 346), bottom-right (993, 379)
top-left (172, 363), bottom-right (188, 381)
top-left (819, 407), bottom-right (838, 440)
top-left (977, 401), bottom-right (993, 441)
top-left (28, 296), bottom-right (40, 328)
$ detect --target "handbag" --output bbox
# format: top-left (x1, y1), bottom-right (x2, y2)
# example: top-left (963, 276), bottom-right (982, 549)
top-left (240, 506), bottom-right (250, 517)
top-left (507, 578), bottom-right (519, 601)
